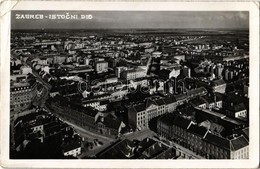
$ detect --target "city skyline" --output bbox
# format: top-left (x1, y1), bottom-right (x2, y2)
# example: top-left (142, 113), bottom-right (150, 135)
top-left (12, 11), bottom-right (249, 30)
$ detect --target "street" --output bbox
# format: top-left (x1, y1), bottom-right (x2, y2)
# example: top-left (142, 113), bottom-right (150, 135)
top-left (123, 128), bottom-right (155, 141)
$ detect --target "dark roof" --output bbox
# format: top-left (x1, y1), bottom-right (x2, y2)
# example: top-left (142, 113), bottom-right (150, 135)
top-left (225, 93), bottom-right (248, 105)
top-left (201, 95), bottom-right (214, 104)
top-left (215, 92), bottom-right (226, 101)
top-left (204, 132), bottom-right (230, 150)
top-left (134, 103), bottom-right (146, 113)
top-left (227, 102), bottom-right (246, 112)
top-left (186, 87), bottom-right (207, 97)
top-left (189, 97), bottom-right (206, 107)
top-left (242, 128), bottom-right (249, 140)
top-left (211, 79), bottom-right (226, 86)
top-left (14, 111), bottom-right (47, 126)
top-left (62, 141), bottom-right (81, 152)
top-left (68, 102), bottom-right (98, 117)
top-left (141, 142), bottom-right (167, 159)
top-left (137, 138), bottom-right (157, 153)
top-left (154, 99), bottom-right (165, 106)
top-left (174, 94), bottom-right (187, 101)
top-left (146, 99), bottom-right (157, 108)
top-left (96, 139), bottom-right (135, 159)
top-left (159, 69), bottom-right (171, 75)
top-left (163, 97), bottom-right (177, 104)
top-left (230, 135), bottom-right (249, 151)
top-left (187, 124), bottom-right (207, 137)
top-left (179, 106), bottom-right (196, 117)
top-left (158, 113), bottom-right (176, 126)
top-left (101, 114), bottom-right (123, 130)
top-left (173, 116), bottom-right (192, 129)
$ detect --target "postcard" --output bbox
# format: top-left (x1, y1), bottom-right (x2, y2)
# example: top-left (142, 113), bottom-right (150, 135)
top-left (0, 1), bottom-right (259, 168)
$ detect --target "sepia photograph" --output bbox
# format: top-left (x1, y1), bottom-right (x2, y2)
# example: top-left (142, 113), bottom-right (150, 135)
top-left (0, 1), bottom-right (259, 168)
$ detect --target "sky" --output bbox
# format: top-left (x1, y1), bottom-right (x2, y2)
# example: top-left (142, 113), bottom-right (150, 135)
top-left (11, 11), bottom-right (249, 30)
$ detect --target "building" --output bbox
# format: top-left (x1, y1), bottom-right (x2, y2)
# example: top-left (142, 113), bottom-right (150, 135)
top-left (62, 141), bottom-right (82, 157)
top-left (157, 113), bottom-right (249, 159)
top-left (115, 66), bottom-right (127, 78)
top-left (174, 55), bottom-right (185, 64)
top-left (200, 95), bottom-right (214, 109)
top-left (96, 139), bottom-right (135, 159)
top-left (128, 97), bottom-right (178, 130)
top-left (182, 66), bottom-right (191, 78)
top-left (10, 81), bottom-right (37, 111)
top-left (223, 93), bottom-right (248, 121)
top-left (189, 97), bottom-right (207, 109)
top-left (95, 61), bottom-right (108, 73)
top-left (203, 133), bottom-right (249, 159)
top-left (152, 51), bottom-right (162, 58)
top-left (196, 79), bottom-right (226, 94)
top-left (214, 63), bottom-right (224, 78)
top-left (20, 66), bottom-right (32, 75)
top-left (97, 114), bottom-right (126, 137)
top-left (11, 110), bottom-right (81, 158)
top-left (122, 67), bottom-right (146, 80)
top-left (51, 96), bottom-right (99, 132)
